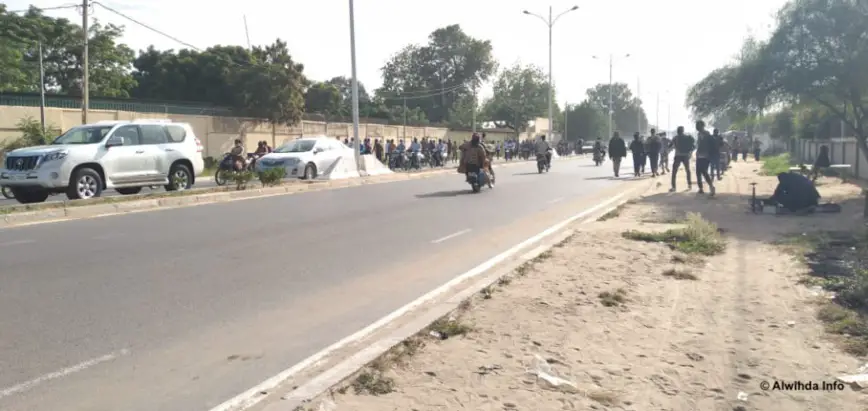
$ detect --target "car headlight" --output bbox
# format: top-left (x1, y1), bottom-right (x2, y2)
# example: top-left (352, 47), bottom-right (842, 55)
top-left (42, 151), bottom-right (68, 162)
top-left (284, 158), bottom-right (300, 166)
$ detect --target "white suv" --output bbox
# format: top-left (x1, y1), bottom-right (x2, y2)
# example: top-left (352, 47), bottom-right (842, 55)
top-left (0, 119), bottom-right (205, 204)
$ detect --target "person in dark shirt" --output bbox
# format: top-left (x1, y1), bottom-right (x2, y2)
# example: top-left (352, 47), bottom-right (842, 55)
top-left (629, 132), bottom-right (645, 177)
top-left (771, 172), bottom-right (820, 213)
top-left (608, 131), bottom-right (627, 178)
top-left (708, 128), bottom-right (723, 180)
top-left (669, 126), bottom-right (695, 192)
top-left (646, 128), bottom-right (662, 177)
top-left (694, 120), bottom-right (716, 196)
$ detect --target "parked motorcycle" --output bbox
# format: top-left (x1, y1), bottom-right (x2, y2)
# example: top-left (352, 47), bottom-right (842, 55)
top-left (1, 185), bottom-right (13, 199)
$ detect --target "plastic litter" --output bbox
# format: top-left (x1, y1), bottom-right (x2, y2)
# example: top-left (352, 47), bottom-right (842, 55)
top-left (737, 391), bottom-right (749, 401)
top-left (526, 354), bottom-right (579, 393)
top-left (837, 363), bottom-right (868, 388)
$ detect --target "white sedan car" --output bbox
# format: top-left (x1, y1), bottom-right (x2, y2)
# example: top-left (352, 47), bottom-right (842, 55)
top-left (255, 136), bottom-right (352, 179)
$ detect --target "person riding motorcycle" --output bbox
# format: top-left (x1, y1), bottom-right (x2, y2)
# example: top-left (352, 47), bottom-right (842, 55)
top-left (229, 139), bottom-right (246, 171)
top-left (535, 134), bottom-right (553, 168)
top-left (460, 134), bottom-right (489, 178)
top-left (480, 133), bottom-right (496, 180)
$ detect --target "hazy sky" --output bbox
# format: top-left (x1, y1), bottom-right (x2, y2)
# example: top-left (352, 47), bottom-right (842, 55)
top-left (9, 0), bottom-right (785, 130)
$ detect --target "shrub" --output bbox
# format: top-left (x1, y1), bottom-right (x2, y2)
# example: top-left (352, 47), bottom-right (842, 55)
top-left (258, 167), bottom-right (286, 186)
top-left (760, 153), bottom-right (791, 176)
top-left (3, 116), bottom-right (59, 152)
top-left (622, 212), bottom-right (725, 256)
top-left (229, 170), bottom-right (255, 190)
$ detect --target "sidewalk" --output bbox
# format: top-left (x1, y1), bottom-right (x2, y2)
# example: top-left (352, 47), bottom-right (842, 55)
top-left (304, 161), bottom-right (868, 411)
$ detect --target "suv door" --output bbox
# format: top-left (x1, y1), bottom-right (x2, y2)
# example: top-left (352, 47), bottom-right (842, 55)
top-left (102, 125), bottom-right (149, 184)
top-left (139, 124), bottom-right (173, 181)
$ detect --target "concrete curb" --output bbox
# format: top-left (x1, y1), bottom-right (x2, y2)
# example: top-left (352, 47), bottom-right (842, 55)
top-left (259, 180), bottom-right (651, 411)
top-left (0, 158), bottom-right (548, 229)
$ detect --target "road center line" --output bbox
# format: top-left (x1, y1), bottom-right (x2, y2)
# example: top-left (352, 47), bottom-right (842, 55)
top-left (431, 229), bottom-right (471, 244)
top-left (547, 197), bottom-right (564, 204)
top-left (0, 239), bottom-right (35, 247)
top-left (0, 349), bottom-right (130, 400)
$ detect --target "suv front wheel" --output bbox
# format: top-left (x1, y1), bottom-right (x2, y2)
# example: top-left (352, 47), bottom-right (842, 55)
top-left (11, 187), bottom-right (49, 204)
top-left (67, 168), bottom-right (104, 200)
top-left (165, 163), bottom-right (193, 191)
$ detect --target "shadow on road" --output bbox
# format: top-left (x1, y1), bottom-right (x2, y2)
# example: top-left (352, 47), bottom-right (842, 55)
top-left (415, 190), bottom-right (471, 199)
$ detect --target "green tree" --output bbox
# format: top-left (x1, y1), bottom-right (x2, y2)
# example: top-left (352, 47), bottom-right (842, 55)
top-left (585, 83), bottom-right (649, 134)
top-left (481, 64), bottom-right (549, 131)
top-left (688, 0), bottom-right (868, 158)
top-left (377, 25), bottom-right (497, 123)
top-left (769, 109), bottom-right (796, 140)
top-left (324, 76), bottom-right (376, 117)
top-left (304, 82), bottom-right (341, 114)
top-left (562, 101), bottom-right (606, 141)
top-left (2, 116), bottom-right (59, 151)
top-left (0, 5), bottom-right (136, 96)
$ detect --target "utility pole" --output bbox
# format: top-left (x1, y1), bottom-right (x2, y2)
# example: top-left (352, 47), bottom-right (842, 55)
top-left (348, 0), bottom-right (361, 170)
top-left (607, 54), bottom-right (613, 138)
top-left (243, 15), bottom-right (251, 49)
top-left (402, 97), bottom-right (407, 139)
top-left (564, 101), bottom-right (569, 141)
top-left (38, 41), bottom-right (46, 134)
top-left (655, 92), bottom-right (660, 132)
top-left (81, 0), bottom-right (89, 124)
top-left (547, 5), bottom-right (553, 138)
top-left (636, 77), bottom-right (641, 133)
top-left (471, 84), bottom-right (477, 133)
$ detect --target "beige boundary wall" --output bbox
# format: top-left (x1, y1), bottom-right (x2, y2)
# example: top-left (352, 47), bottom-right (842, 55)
top-left (0, 106), bottom-right (522, 159)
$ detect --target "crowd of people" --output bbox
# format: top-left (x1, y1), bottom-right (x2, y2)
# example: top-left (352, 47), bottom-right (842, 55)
top-left (601, 121), bottom-right (764, 197)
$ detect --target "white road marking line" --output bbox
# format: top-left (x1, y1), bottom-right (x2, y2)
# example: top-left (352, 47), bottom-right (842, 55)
top-left (547, 197), bottom-right (564, 204)
top-left (431, 229), bottom-right (471, 244)
top-left (207, 191), bottom-right (629, 411)
top-left (0, 239), bottom-right (35, 247)
top-left (0, 349), bottom-right (130, 400)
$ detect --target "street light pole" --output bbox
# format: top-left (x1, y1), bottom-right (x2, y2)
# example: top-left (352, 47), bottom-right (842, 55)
top-left (348, 0), bottom-right (362, 172)
top-left (593, 53), bottom-right (630, 138)
top-left (523, 5), bottom-right (578, 140)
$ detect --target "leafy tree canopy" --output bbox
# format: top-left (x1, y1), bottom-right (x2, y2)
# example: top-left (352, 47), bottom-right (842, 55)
top-left (481, 64), bottom-right (550, 131)
top-left (585, 82), bottom-right (649, 134)
top-left (562, 101), bottom-right (606, 141)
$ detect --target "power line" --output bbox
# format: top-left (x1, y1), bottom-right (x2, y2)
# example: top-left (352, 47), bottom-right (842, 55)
top-left (92, 1), bottom-right (467, 101)
top-left (7, 4), bottom-right (80, 13)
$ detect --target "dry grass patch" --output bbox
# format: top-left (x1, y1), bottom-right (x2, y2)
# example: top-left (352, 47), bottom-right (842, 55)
top-left (662, 268), bottom-right (698, 281)
top-left (622, 213), bottom-right (725, 256)
top-left (597, 204), bottom-right (626, 221)
top-left (816, 303), bottom-right (868, 356)
top-left (598, 288), bottom-right (628, 307)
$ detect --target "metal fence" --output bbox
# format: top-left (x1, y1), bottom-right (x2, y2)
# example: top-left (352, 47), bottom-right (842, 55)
top-left (790, 137), bottom-right (867, 179)
top-left (0, 93), bottom-right (235, 117)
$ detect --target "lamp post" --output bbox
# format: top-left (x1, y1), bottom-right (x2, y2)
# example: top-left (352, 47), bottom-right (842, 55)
top-left (522, 5), bottom-right (578, 140)
top-left (348, 0), bottom-right (362, 173)
top-left (592, 53), bottom-right (630, 138)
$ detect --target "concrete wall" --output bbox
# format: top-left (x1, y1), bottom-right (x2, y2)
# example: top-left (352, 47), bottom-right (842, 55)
top-left (791, 137), bottom-right (866, 179)
top-left (0, 106), bottom-right (454, 159)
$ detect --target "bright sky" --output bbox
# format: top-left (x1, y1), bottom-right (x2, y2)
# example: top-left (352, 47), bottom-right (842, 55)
top-left (10, 0), bottom-right (785, 130)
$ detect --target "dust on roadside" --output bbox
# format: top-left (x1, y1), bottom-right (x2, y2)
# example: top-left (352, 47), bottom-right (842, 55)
top-left (301, 162), bottom-right (868, 411)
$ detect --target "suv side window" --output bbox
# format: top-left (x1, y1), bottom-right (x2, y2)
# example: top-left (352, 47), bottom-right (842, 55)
top-left (166, 125), bottom-right (187, 143)
top-left (140, 125), bottom-right (169, 145)
top-left (112, 125), bottom-right (142, 146)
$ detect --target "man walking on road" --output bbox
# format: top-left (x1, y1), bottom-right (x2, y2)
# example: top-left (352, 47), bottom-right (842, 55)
top-left (608, 131), bottom-right (627, 178)
top-left (646, 129), bottom-right (662, 177)
top-left (629, 132), bottom-right (645, 177)
top-left (669, 126), bottom-right (695, 192)
top-left (694, 120), bottom-right (716, 196)
top-left (659, 133), bottom-right (671, 175)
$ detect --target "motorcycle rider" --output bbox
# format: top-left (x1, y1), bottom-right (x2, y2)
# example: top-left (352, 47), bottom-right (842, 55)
top-left (229, 138), bottom-right (246, 171)
top-left (480, 133), bottom-right (496, 181)
top-left (461, 133), bottom-right (489, 179)
top-left (535, 134), bottom-right (553, 169)
top-left (608, 131), bottom-right (627, 177)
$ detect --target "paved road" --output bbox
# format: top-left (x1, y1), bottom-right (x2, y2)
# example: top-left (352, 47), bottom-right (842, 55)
top-left (0, 156), bottom-right (635, 411)
top-left (0, 160), bottom-right (479, 206)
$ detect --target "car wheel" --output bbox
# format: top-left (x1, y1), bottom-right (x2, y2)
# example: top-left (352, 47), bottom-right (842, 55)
top-left (1, 186), bottom-right (14, 199)
top-left (116, 187), bottom-right (143, 195)
top-left (11, 187), bottom-right (49, 204)
top-left (303, 163), bottom-right (317, 180)
top-left (67, 168), bottom-right (103, 200)
top-left (165, 163), bottom-right (193, 191)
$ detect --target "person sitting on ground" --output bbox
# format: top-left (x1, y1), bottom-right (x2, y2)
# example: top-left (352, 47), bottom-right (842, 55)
top-left (770, 172), bottom-right (820, 214)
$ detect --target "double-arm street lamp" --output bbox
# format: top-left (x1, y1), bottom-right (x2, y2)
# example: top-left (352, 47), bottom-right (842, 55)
top-left (522, 5), bottom-right (578, 141)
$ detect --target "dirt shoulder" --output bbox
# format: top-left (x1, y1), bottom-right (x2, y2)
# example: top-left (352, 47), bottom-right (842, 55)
top-left (303, 161), bottom-right (868, 411)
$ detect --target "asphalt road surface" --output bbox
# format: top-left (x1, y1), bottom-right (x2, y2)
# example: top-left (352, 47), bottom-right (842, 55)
top-left (0, 156), bottom-right (636, 411)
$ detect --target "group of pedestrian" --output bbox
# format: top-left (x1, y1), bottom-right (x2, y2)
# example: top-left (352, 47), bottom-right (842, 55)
top-left (605, 120), bottom-right (756, 197)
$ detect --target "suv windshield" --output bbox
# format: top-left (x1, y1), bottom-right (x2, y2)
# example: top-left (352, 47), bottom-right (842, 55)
top-left (52, 126), bottom-right (113, 145)
top-left (274, 140), bottom-right (316, 153)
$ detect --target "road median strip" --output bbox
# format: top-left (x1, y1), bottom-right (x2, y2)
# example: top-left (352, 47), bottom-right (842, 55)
top-left (0, 158), bottom-right (542, 227)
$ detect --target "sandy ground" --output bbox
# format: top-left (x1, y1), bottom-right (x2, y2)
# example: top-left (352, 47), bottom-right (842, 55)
top-left (306, 161), bottom-right (868, 411)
